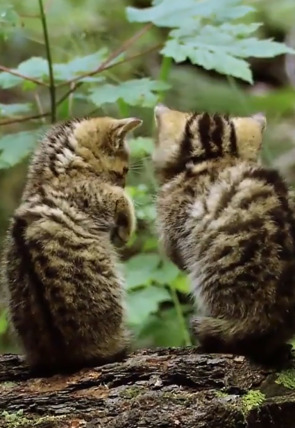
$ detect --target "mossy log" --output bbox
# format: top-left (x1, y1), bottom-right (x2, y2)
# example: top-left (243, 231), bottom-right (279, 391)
top-left (0, 348), bottom-right (295, 427)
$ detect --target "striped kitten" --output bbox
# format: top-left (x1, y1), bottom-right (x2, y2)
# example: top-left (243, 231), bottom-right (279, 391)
top-left (153, 104), bottom-right (295, 362)
top-left (1, 116), bottom-right (142, 374)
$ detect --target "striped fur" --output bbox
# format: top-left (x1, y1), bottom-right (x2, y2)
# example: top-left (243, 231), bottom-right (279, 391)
top-left (1, 116), bottom-right (142, 374)
top-left (153, 105), bottom-right (295, 362)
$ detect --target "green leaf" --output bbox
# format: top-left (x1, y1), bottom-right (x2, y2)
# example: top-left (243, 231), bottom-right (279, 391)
top-left (0, 130), bottom-right (40, 169)
top-left (88, 78), bottom-right (170, 108)
top-left (0, 5), bottom-right (19, 25)
top-left (18, 57), bottom-right (48, 79)
top-left (126, 0), bottom-right (254, 28)
top-left (152, 261), bottom-right (180, 284)
top-left (125, 253), bottom-right (160, 289)
top-left (127, 286), bottom-right (171, 325)
top-left (53, 49), bottom-right (108, 81)
top-left (162, 38), bottom-right (253, 82)
top-left (171, 273), bottom-right (190, 293)
top-left (136, 307), bottom-right (188, 347)
top-left (0, 50), bottom-right (109, 89)
top-left (0, 72), bottom-right (22, 89)
top-left (129, 137), bottom-right (154, 157)
top-left (0, 103), bottom-right (32, 117)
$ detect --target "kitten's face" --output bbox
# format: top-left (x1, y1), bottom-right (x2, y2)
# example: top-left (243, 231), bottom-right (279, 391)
top-left (153, 104), bottom-right (266, 181)
top-left (73, 116), bottom-right (142, 185)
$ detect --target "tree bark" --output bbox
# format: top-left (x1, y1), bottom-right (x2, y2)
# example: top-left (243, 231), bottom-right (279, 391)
top-left (0, 348), bottom-right (295, 428)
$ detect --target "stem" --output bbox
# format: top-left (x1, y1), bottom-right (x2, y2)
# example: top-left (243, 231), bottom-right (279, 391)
top-left (169, 285), bottom-right (192, 346)
top-left (157, 56), bottom-right (172, 102)
top-left (0, 64), bottom-right (48, 87)
top-left (39, 0), bottom-right (56, 123)
top-left (0, 44), bottom-right (161, 127)
top-left (0, 112), bottom-right (49, 126)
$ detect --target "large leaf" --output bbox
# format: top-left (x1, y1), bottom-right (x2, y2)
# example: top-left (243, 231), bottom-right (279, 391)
top-left (136, 307), bottom-right (189, 347)
top-left (127, 286), bottom-right (171, 325)
top-left (125, 253), bottom-right (160, 289)
top-left (88, 78), bottom-right (170, 108)
top-left (0, 50), bottom-right (110, 88)
top-left (53, 49), bottom-right (109, 81)
top-left (0, 130), bottom-right (40, 169)
top-left (0, 103), bottom-right (32, 117)
top-left (162, 23), bottom-right (295, 83)
top-left (129, 137), bottom-right (154, 157)
top-left (126, 0), bottom-right (254, 28)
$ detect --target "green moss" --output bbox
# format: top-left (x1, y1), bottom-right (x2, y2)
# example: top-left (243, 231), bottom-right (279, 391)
top-left (2, 410), bottom-right (30, 427)
top-left (1, 411), bottom-right (65, 428)
top-left (276, 369), bottom-right (295, 390)
top-left (215, 391), bottom-right (229, 398)
top-left (1, 381), bottom-right (17, 389)
top-left (241, 390), bottom-right (265, 414)
top-left (120, 386), bottom-right (142, 399)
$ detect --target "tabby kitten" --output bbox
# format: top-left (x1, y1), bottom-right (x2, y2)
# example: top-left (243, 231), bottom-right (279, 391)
top-left (153, 104), bottom-right (295, 361)
top-left (1, 116), bottom-right (142, 374)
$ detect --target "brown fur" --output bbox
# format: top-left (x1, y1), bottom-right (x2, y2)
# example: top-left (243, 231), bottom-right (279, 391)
top-left (153, 104), bottom-right (295, 362)
top-left (1, 116), bottom-right (142, 375)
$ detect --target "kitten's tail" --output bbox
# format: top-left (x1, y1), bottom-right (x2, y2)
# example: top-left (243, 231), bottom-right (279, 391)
top-left (191, 316), bottom-right (292, 362)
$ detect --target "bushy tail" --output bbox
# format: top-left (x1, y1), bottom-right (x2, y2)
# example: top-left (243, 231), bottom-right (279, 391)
top-left (191, 316), bottom-right (291, 363)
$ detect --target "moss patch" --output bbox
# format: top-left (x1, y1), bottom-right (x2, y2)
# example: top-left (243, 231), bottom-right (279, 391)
top-left (241, 390), bottom-right (265, 414)
top-left (276, 369), bottom-right (295, 390)
top-left (1, 411), bottom-right (66, 428)
top-left (215, 391), bottom-right (229, 398)
top-left (1, 381), bottom-right (17, 389)
top-left (2, 410), bottom-right (30, 427)
top-left (120, 386), bottom-right (142, 399)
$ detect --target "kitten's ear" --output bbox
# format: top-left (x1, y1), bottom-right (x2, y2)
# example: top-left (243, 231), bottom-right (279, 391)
top-left (154, 104), bottom-right (171, 124)
top-left (114, 117), bottom-right (143, 137)
top-left (251, 113), bottom-right (266, 132)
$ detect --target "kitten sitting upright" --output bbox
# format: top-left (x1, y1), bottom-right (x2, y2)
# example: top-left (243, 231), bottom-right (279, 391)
top-left (153, 104), bottom-right (295, 362)
top-left (1, 116), bottom-right (142, 375)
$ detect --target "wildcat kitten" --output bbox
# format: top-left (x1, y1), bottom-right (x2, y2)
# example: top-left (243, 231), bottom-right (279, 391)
top-left (153, 104), bottom-right (295, 362)
top-left (1, 116), bottom-right (142, 375)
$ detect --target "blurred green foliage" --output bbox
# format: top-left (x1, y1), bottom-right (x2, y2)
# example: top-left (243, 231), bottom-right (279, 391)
top-left (0, 0), bottom-right (295, 353)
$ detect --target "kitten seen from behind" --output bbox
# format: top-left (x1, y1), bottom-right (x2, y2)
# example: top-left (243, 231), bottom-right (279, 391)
top-left (1, 115), bottom-right (142, 375)
top-left (153, 104), bottom-right (295, 363)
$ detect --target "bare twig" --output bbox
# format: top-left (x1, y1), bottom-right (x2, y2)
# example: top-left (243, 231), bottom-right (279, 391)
top-left (0, 44), bottom-right (161, 127)
top-left (0, 64), bottom-right (48, 87)
top-left (58, 23), bottom-right (153, 87)
top-left (0, 112), bottom-right (49, 126)
top-left (39, 0), bottom-right (56, 123)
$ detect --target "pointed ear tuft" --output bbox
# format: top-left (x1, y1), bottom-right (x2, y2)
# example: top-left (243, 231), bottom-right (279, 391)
top-left (252, 113), bottom-right (266, 132)
top-left (115, 117), bottom-right (143, 136)
top-left (154, 104), bottom-right (171, 120)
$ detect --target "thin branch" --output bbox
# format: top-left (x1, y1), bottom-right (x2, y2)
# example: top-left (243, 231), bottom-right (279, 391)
top-left (55, 44), bottom-right (161, 104)
top-left (58, 23), bottom-right (153, 87)
top-left (0, 112), bottom-right (49, 126)
top-left (39, 0), bottom-right (56, 123)
top-left (0, 44), bottom-right (161, 127)
top-left (0, 64), bottom-right (48, 87)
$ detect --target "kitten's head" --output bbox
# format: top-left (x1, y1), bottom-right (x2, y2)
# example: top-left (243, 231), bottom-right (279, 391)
top-left (73, 116), bottom-right (142, 185)
top-left (41, 116), bottom-right (142, 186)
top-left (152, 104), bottom-right (266, 182)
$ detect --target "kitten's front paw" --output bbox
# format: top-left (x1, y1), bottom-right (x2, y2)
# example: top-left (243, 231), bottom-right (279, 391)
top-left (111, 212), bottom-right (133, 247)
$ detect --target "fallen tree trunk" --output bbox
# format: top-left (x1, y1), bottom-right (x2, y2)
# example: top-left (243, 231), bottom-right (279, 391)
top-left (0, 347), bottom-right (295, 427)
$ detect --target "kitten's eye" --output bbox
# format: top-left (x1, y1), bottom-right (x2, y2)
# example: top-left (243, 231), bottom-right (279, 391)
top-left (83, 199), bottom-right (89, 208)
